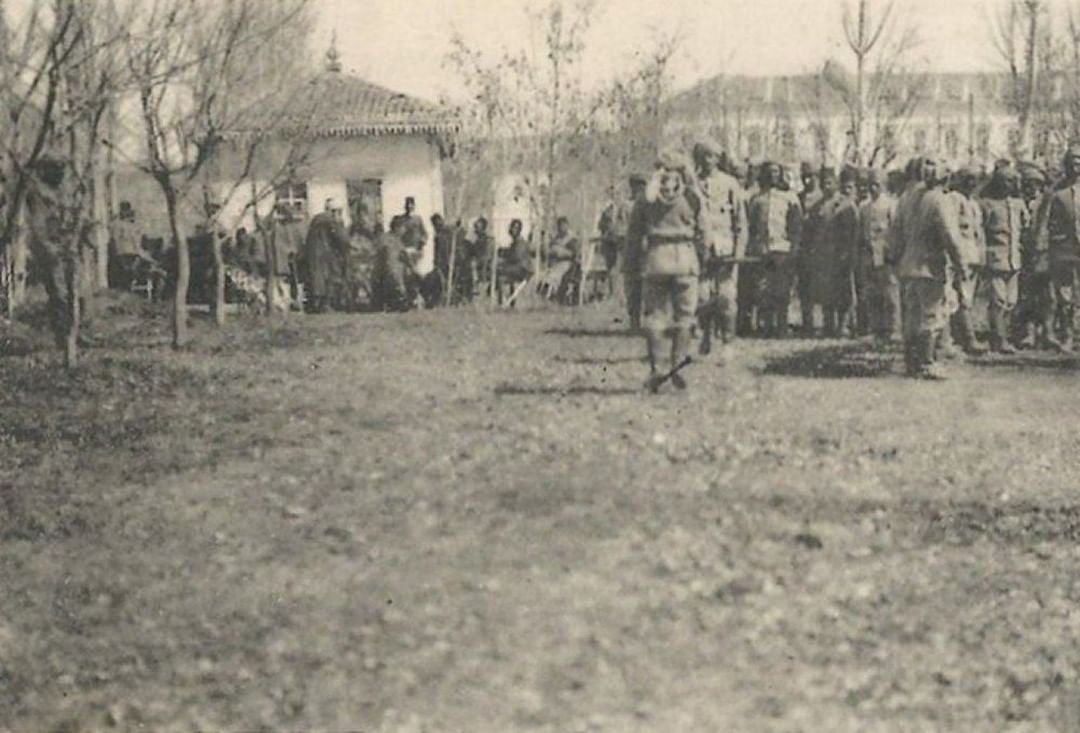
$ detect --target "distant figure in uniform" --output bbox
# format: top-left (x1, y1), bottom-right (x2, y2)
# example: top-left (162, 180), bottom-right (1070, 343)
top-left (628, 151), bottom-right (703, 392)
top-left (692, 139), bottom-right (746, 358)
top-left (370, 216), bottom-right (418, 312)
top-left (980, 164), bottom-right (1026, 354)
top-left (266, 203), bottom-right (305, 307)
top-left (109, 200), bottom-right (149, 291)
top-left (944, 166), bottom-right (987, 356)
top-left (857, 168), bottom-right (900, 343)
top-left (498, 219), bottom-right (534, 305)
top-left (1014, 163), bottom-right (1052, 348)
top-left (813, 167), bottom-right (859, 337)
top-left (389, 197), bottom-right (428, 257)
top-left (539, 216), bottom-right (580, 303)
top-left (620, 174), bottom-right (649, 331)
top-left (1039, 144), bottom-right (1080, 353)
top-left (300, 198), bottom-right (350, 313)
top-left (431, 214), bottom-right (452, 293)
top-left (468, 216), bottom-right (496, 299)
top-left (747, 161), bottom-right (802, 338)
top-left (895, 158), bottom-right (967, 380)
top-left (796, 162), bottom-right (823, 335)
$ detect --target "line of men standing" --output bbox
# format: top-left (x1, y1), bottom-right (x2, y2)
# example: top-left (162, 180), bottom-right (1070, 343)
top-left (606, 137), bottom-right (1078, 390)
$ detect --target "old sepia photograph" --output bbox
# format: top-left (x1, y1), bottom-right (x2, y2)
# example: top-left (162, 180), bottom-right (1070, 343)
top-left (3, 0), bottom-right (1080, 730)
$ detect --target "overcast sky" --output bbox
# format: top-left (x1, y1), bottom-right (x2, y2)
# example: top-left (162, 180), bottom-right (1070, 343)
top-left (316, 0), bottom-right (1000, 101)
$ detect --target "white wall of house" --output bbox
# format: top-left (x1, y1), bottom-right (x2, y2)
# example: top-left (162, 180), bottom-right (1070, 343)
top-left (215, 134), bottom-right (446, 275)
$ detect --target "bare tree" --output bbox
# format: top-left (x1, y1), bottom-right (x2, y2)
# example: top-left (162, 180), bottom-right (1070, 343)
top-left (123, 0), bottom-right (312, 347)
top-left (990, 0), bottom-right (1045, 157)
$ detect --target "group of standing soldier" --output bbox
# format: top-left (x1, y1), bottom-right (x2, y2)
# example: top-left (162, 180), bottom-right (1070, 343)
top-left (608, 138), bottom-right (1080, 391)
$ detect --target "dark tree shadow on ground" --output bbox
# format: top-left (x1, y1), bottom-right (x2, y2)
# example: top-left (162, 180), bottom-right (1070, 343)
top-left (494, 383), bottom-right (641, 397)
top-left (543, 327), bottom-right (637, 339)
top-left (760, 342), bottom-right (897, 379)
top-left (970, 353), bottom-right (1080, 371)
top-left (552, 355), bottom-right (647, 366)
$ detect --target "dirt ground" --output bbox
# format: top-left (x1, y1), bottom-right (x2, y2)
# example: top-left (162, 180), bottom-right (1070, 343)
top-left (4, 295), bottom-right (1080, 732)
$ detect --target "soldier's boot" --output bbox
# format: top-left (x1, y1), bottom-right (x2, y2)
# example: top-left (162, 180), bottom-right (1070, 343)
top-left (902, 337), bottom-right (919, 376)
top-left (937, 321), bottom-right (962, 360)
top-left (775, 307), bottom-right (790, 340)
top-left (670, 328), bottom-right (691, 390)
top-left (1059, 306), bottom-right (1076, 354)
top-left (1014, 317), bottom-right (1037, 350)
top-left (800, 302), bottom-right (815, 337)
top-left (645, 329), bottom-right (665, 393)
top-left (698, 308), bottom-right (713, 356)
top-left (836, 310), bottom-right (851, 340)
top-left (918, 331), bottom-right (948, 381)
top-left (989, 307), bottom-right (1016, 354)
top-left (956, 307), bottom-right (986, 355)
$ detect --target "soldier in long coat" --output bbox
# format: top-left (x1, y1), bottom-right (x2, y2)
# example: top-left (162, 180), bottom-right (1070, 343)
top-left (300, 199), bottom-right (350, 312)
top-left (857, 168), bottom-right (900, 342)
top-left (747, 161), bottom-right (802, 338)
top-left (1013, 164), bottom-right (1053, 348)
top-left (944, 166), bottom-right (987, 356)
top-left (895, 158), bottom-right (967, 379)
top-left (1038, 144), bottom-right (1080, 353)
top-left (980, 165), bottom-right (1027, 354)
top-left (692, 140), bottom-right (747, 357)
top-left (627, 151), bottom-right (703, 392)
top-left (811, 167), bottom-right (858, 337)
top-left (619, 175), bottom-right (648, 331)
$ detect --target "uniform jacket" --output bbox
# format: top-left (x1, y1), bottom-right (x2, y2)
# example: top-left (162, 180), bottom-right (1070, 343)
top-left (747, 188), bottom-right (802, 257)
top-left (627, 190), bottom-right (702, 277)
top-left (980, 196), bottom-right (1026, 273)
top-left (111, 218), bottom-right (144, 258)
top-left (502, 235), bottom-right (534, 275)
top-left (897, 187), bottom-right (965, 281)
top-left (1039, 182), bottom-right (1080, 264)
top-left (696, 170), bottom-right (747, 259)
top-left (858, 194), bottom-right (895, 269)
top-left (546, 233), bottom-right (579, 265)
top-left (301, 212), bottom-right (350, 297)
top-left (389, 213), bottom-right (428, 251)
top-left (951, 191), bottom-right (985, 268)
top-left (810, 192), bottom-right (858, 304)
top-left (887, 182), bottom-right (925, 267)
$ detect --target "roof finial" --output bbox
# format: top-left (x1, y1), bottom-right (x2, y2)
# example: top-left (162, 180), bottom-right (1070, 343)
top-left (325, 30), bottom-right (342, 73)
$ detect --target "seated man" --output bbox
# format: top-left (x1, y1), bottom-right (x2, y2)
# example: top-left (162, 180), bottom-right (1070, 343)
top-left (370, 217), bottom-right (420, 312)
top-left (498, 219), bottom-right (534, 305)
top-left (538, 216), bottom-right (580, 303)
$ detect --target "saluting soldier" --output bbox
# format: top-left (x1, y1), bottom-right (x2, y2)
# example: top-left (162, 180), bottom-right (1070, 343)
top-left (944, 166), bottom-right (987, 356)
top-left (627, 152), bottom-right (703, 392)
top-left (857, 168), bottom-right (900, 342)
top-left (980, 164), bottom-right (1027, 354)
top-left (692, 140), bottom-right (747, 357)
top-left (896, 158), bottom-right (967, 380)
top-left (747, 161), bottom-right (802, 338)
top-left (1038, 144), bottom-right (1080, 353)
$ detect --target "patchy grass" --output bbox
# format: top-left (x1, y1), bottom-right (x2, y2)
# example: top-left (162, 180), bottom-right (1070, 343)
top-left (3, 294), bottom-right (1080, 732)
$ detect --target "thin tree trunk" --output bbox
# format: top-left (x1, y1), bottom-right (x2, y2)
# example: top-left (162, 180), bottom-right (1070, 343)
top-left (264, 225), bottom-right (276, 315)
top-left (165, 188), bottom-right (189, 349)
top-left (92, 143), bottom-right (109, 290)
top-left (64, 251), bottom-right (80, 369)
top-left (212, 231), bottom-right (225, 327)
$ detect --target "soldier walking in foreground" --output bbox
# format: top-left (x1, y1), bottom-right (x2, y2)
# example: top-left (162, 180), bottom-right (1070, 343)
top-left (896, 158), bottom-right (967, 380)
top-left (692, 140), bottom-right (746, 358)
top-left (627, 152), bottom-right (703, 392)
top-left (1040, 144), bottom-right (1080, 353)
top-left (980, 165), bottom-right (1027, 354)
top-left (747, 161), bottom-right (802, 338)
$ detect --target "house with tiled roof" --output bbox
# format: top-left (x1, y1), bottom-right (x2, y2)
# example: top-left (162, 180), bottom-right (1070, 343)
top-left (214, 39), bottom-right (459, 274)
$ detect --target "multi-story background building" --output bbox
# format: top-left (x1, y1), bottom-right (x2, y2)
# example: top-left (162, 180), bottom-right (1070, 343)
top-left (664, 69), bottom-right (1069, 171)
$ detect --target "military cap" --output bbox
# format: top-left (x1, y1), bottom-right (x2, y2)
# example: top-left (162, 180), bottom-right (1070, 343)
top-left (656, 149), bottom-right (691, 173)
top-left (1021, 165), bottom-right (1046, 184)
top-left (839, 166), bottom-right (859, 184)
top-left (628, 173), bottom-right (647, 187)
top-left (993, 158), bottom-right (1012, 172)
top-left (866, 168), bottom-right (886, 186)
top-left (819, 166), bottom-right (837, 183)
top-left (692, 139), bottom-right (722, 163)
top-left (799, 161), bottom-right (816, 177)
